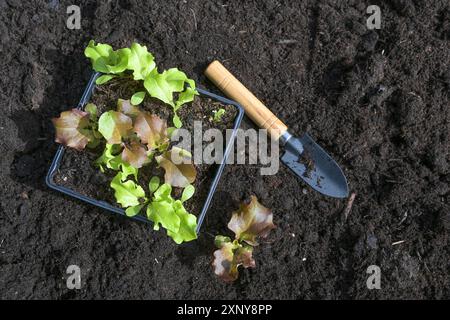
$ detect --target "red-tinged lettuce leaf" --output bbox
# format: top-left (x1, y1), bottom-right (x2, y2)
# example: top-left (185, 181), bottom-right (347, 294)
top-left (121, 140), bottom-right (149, 168)
top-left (228, 196), bottom-right (276, 245)
top-left (155, 147), bottom-right (196, 188)
top-left (234, 246), bottom-right (256, 269)
top-left (98, 111), bottom-right (133, 144)
top-left (117, 99), bottom-right (141, 118)
top-left (52, 109), bottom-right (94, 151)
top-left (212, 240), bottom-right (255, 283)
top-left (212, 242), bottom-right (238, 283)
top-left (134, 112), bottom-right (169, 150)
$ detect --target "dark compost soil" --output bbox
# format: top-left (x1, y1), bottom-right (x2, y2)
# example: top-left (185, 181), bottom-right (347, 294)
top-left (1, 0), bottom-right (449, 299)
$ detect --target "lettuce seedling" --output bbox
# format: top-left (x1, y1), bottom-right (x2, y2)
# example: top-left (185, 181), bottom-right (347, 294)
top-left (212, 238), bottom-right (255, 283)
top-left (97, 109), bottom-right (150, 169)
top-left (143, 68), bottom-right (198, 128)
top-left (96, 99), bottom-right (171, 169)
top-left (127, 42), bottom-right (156, 80)
top-left (212, 196), bottom-right (275, 282)
top-left (115, 174), bottom-right (197, 244)
top-left (147, 182), bottom-right (197, 244)
top-left (228, 195), bottom-right (276, 246)
top-left (134, 112), bottom-right (169, 151)
top-left (84, 40), bottom-right (130, 84)
top-left (95, 143), bottom-right (138, 180)
top-left (52, 106), bottom-right (99, 151)
top-left (98, 110), bottom-right (133, 145)
top-left (84, 40), bottom-right (198, 128)
top-left (211, 108), bottom-right (226, 123)
top-left (155, 147), bottom-right (197, 188)
top-left (111, 171), bottom-right (147, 208)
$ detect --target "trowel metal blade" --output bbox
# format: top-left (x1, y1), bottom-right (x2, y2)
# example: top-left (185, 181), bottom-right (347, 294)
top-left (281, 134), bottom-right (348, 198)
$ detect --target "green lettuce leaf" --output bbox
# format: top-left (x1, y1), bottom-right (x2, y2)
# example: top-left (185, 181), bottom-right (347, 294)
top-left (95, 74), bottom-right (116, 85)
top-left (127, 43), bottom-right (156, 80)
top-left (84, 103), bottom-right (98, 121)
top-left (125, 204), bottom-right (145, 217)
top-left (105, 48), bottom-right (130, 74)
top-left (95, 144), bottom-right (139, 180)
top-left (84, 40), bottom-right (130, 74)
top-left (98, 111), bottom-right (133, 144)
top-left (181, 184), bottom-right (195, 203)
top-left (175, 86), bottom-right (198, 110)
top-left (95, 144), bottom-right (121, 171)
top-left (166, 200), bottom-right (197, 244)
top-left (172, 113), bottom-right (182, 129)
top-left (143, 68), bottom-right (195, 106)
top-left (144, 68), bottom-right (176, 106)
top-left (130, 91), bottom-right (146, 105)
top-left (147, 201), bottom-right (179, 233)
top-left (147, 184), bottom-right (180, 233)
top-left (84, 41), bottom-right (113, 67)
top-left (110, 172), bottom-right (146, 208)
top-left (152, 183), bottom-right (172, 202)
top-left (120, 161), bottom-right (139, 180)
top-left (145, 183), bottom-right (198, 243)
top-left (149, 176), bottom-right (160, 193)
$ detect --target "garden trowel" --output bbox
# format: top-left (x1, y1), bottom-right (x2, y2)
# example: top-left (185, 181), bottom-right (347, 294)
top-left (205, 61), bottom-right (348, 198)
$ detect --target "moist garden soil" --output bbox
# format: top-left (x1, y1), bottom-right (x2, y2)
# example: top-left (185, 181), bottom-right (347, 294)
top-left (1, 0), bottom-right (449, 299)
top-left (53, 79), bottom-right (238, 219)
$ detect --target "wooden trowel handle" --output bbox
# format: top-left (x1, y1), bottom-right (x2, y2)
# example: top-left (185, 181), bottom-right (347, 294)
top-left (205, 60), bottom-right (288, 140)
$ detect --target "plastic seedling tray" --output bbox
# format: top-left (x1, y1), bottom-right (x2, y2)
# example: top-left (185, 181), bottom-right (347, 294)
top-left (46, 72), bottom-right (244, 234)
